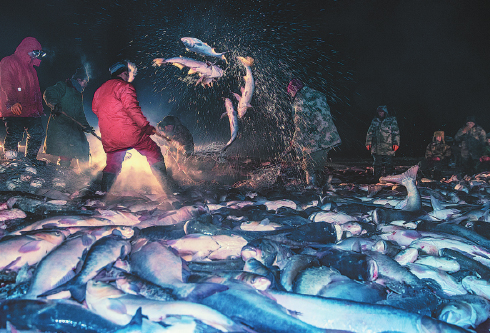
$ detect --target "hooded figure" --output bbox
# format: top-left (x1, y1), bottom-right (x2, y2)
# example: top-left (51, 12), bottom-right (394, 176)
top-left (421, 130), bottom-right (451, 180)
top-left (0, 37), bottom-right (46, 165)
top-left (365, 105), bottom-right (400, 179)
top-left (43, 67), bottom-right (92, 169)
top-left (454, 115), bottom-right (486, 176)
top-left (287, 78), bottom-right (341, 187)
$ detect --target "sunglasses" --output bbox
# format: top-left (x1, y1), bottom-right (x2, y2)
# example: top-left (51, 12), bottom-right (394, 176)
top-left (28, 50), bottom-right (47, 58)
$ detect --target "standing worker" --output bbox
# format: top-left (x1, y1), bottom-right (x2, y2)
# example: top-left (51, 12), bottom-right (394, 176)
top-left (365, 105), bottom-right (400, 180)
top-left (286, 78), bottom-right (342, 187)
top-left (90, 61), bottom-right (178, 196)
top-left (454, 115), bottom-right (486, 176)
top-left (43, 67), bottom-right (92, 170)
top-left (0, 37), bottom-right (46, 166)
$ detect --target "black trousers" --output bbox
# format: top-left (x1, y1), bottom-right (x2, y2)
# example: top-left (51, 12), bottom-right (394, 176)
top-left (372, 154), bottom-right (394, 178)
top-left (3, 117), bottom-right (45, 159)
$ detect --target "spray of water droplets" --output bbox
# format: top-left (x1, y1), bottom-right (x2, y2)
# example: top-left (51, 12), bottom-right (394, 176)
top-left (81, 0), bottom-right (354, 158)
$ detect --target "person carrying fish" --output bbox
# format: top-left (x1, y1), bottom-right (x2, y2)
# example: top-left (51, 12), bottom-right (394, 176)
top-left (420, 131), bottom-right (451, 180)
top-left (286, 78), bottom-right (341, 187)
top-left (0, 37), bottom-right (47, 166)
top-left (365, 105), bottom-right (400, 180)
top-left (454, 115), bottom-right (486, 176)
top-left (157, 115), bottom-right (194, 162)
top-left (43, 67), bottom-right (93, 170)
top-left (90, 61), bottom-right (179, 196)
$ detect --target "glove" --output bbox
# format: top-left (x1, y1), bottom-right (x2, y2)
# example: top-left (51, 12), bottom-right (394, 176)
top-left (366, 145), bottom-right (371, 151)
top-left (480, 156), bottom-right (490, 162)
top-left (393, 145), bottom-right (399, 152)
top-left (142, 124), bottom-right (156, 136)
top-left (10, 103), bottom-right (22, 115)
top-left (83, 126), bottom-right (94, 133)
top-left (51, 104), bottom-right (62, 117)
top-left (432, 157), bottom-right (441, 161)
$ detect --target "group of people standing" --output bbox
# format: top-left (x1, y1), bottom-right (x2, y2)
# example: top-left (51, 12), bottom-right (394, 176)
top-left (1, 37), bottom-right (488, 196)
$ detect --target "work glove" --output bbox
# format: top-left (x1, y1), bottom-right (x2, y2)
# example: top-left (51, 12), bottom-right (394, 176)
top-left (83, 126), bottom-right (95, 133)
top-left (480, 156), bottom-right (490, 163)
top-left (393, 145), bottom-right (399, 152)
top-left (432, 157), bottom-right (441, 161)
top-left (366, 145), bottom-right (371, 151)
top-left (10, 103), bottom-right (22, 115)
top-left (142, 124), bottom-right (156, 136)
top-left (51, 104), bottom-right (62, 117)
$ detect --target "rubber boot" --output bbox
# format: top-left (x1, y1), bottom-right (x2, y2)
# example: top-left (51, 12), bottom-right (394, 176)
top-left (150, 161), bottom-right (180, 196)
top-left (100, 172), bottom-right (117, 193)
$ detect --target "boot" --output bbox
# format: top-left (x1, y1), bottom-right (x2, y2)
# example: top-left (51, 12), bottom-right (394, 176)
top-left (373, 168), bottom-right (382, 182)
top-left (100, 172), bottom-right (117, 193)
top-left (150, 161), bottom-right (180, 195)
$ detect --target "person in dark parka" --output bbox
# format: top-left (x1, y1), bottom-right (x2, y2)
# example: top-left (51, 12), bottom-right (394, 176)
top-left (43, 67), bottom-right (92, 169)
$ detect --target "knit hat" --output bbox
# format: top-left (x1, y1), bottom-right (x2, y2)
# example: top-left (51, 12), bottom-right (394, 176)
top-left (377, 105), bottom-right (388, 113)
top-left (109, 62), bottom-right (128, 77)
top-left (466, 115), bottom-right (476, 123)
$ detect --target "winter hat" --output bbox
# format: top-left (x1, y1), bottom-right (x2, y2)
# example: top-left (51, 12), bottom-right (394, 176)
top-left (377, 105), bottom-right (388, 113)
top-left (433, 131), bottom-right (445, 141)
top-left (287, 78), bottom-right (304, 97)
top-left (109, 62), bottom-right (128, 77)
top-left (466, 115), bottom-right (476, 123)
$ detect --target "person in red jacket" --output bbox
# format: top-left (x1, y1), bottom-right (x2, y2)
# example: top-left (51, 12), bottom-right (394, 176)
top-left (0, 37), bottom-right (46, 166)
top-left (91, 61), bottom-right (177, 196)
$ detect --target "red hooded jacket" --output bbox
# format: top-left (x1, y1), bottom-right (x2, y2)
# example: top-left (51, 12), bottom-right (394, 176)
top-left (0, 37), bottom-right (44, 118)
top-left (92, 78), bottom-right (152, 153)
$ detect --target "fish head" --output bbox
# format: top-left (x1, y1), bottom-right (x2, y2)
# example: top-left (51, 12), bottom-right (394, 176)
top-left (86, 280), bottom-right (124, 301)
top-left (181, 37), bottom-right (199, 48)
top-left (34, 230), bottom-right (67, 244)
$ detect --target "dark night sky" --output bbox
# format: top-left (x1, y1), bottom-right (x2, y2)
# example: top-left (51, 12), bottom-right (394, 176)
top-left (2, 0), bottom-right (490, 159)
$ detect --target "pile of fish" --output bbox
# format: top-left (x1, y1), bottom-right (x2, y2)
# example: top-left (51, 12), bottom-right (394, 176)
top-left (153, 37), bottom-right (254, 152)
top-left (3, 158), bottom-right (490, 332)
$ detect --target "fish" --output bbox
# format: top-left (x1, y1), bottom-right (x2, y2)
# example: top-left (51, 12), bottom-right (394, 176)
top-left (318, 248), bottom-right (378, 282)
top-left (0, 230), bottom-right (67, 271)
top-left (86, 280), bottom-right (244, 332)
top-left (379, 165), bottom-right (422, 211)
top-left (180, 37), bottom-right (227, 61)
top-left (438, 294), bottom-right (490, 329)
top-left (153, 56), bottom-right (224, 87)
top-left (221, 98), bottom-right (239, 152)
top-left (39, 234), bottom-right (131, 301)
top-left (267, 290), bottom-right (472, 333)
top-left (232, 56), bottom-right (255, 118)
top-left (406, 263), bottom-right (467, 296)
top-left (168, 234), bottom-right (247, 261)
top-left (0, 298), bottom-right (148, 332)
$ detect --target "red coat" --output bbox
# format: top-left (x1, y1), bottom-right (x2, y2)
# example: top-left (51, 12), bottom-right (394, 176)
top-left (92, 78), bottom-right (152, 153)
top-left (0, 37), bottom-right (44, 118)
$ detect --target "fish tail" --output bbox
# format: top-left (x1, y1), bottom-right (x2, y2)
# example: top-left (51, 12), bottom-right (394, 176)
top-left (380, 165), bottom-right (419, 185)
top-left (237, 56), bottom-right (254, 67)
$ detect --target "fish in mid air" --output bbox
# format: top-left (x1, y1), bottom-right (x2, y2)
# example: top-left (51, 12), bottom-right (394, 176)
top-left (181, 37), bottom-right (227, 61)
top-left (232, 56), bottom-right (255, 118)
top-left (379, 164), bottom-right (421, 211)
top-left (221, 98), bottom-right (239, 151)
top-left (153, 57), bottom-right (224, 87)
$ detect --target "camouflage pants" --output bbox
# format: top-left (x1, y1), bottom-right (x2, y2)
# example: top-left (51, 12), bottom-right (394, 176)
top-left (372, 154), bottom-right (394, 178)
top-left (300, 149), bottom-right (330, 174)
top-left (3, 117), bottom-right (45, 159)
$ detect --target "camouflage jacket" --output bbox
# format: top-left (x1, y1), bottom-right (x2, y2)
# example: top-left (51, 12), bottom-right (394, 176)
top-left (291, 86), bottom-right (341, 156)
top-left (425, 142), bottom-right (451, 160)
top-left (365, 116), bottom-right (400, 156)
top-left (454, 125), bottom-right (486, 159)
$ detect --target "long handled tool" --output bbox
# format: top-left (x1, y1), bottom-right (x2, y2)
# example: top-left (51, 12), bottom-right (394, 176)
top-left (59, 111), bottom-right (102, 141)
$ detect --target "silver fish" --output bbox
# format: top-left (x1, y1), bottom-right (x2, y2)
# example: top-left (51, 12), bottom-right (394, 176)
top-left (232, 56), bottom-right (255, 118)
top-left (380, 164), bottom-right (421, 211)
top-left (153, 56), bottom-right (223, 87)
top-left (180, 37), bottom-right (227, 61)
top-left (221, 98), bottom-right (239, 151)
